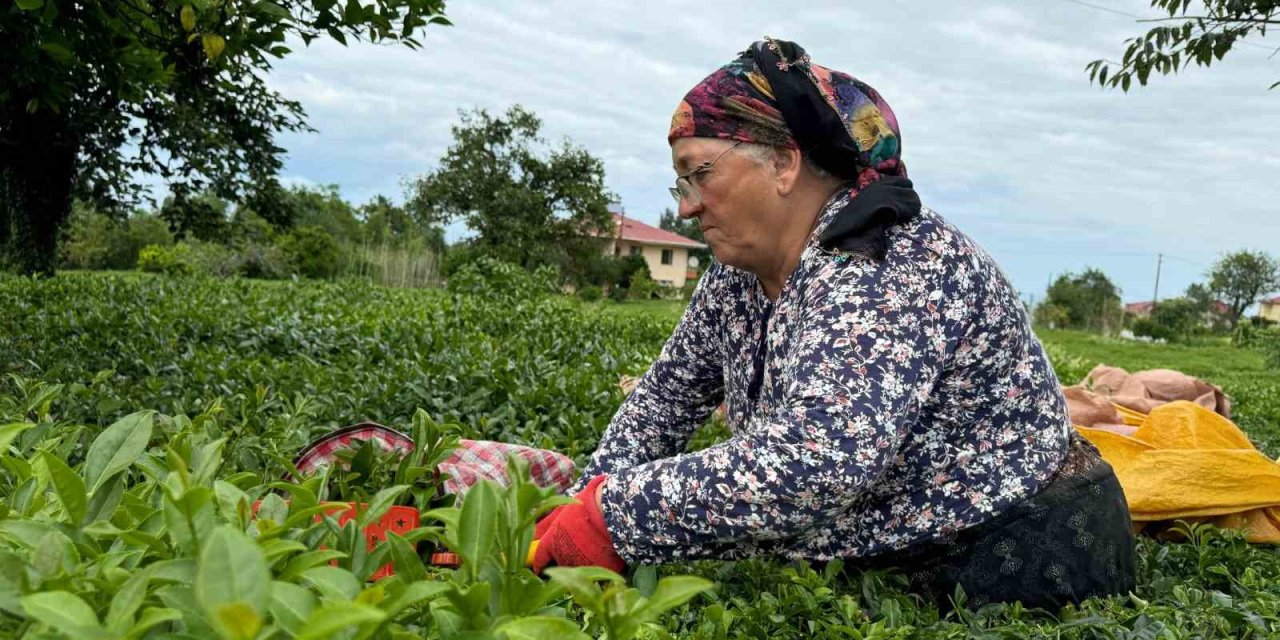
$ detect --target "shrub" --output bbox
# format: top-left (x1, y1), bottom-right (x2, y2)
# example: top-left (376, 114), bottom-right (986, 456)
top-left (578, 285), bottom-right (602, 302)
top-left (137, 243), bottom-right (194, 275)
top-left (447, 256), bottom-right (560, 302)
top-left (609, 285), bottom-right (629, 302)
top-left (278, 225), bottom-right (343, 279)
top-left (440, 242), bottom-right (486, 279)
top-left (62, 208), bottom-right (173, 270)
top-left (1033, 302), bottom-right (1070, 329)
top-left (627, 267), bottom-right (659, 300)
top-left (238, 242), bottom-right (293, 279)
top-left (1131, 317), bottom-right (1176, 342)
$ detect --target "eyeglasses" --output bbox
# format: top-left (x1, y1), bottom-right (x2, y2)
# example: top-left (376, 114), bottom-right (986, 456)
top-left (669, 140), bottom-right (744, 206)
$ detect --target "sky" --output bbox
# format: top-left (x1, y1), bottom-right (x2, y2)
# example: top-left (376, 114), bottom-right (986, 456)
top-left (261, 0), bottom-right (1280, 305)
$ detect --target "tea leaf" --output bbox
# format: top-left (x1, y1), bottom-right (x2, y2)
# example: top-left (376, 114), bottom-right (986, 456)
top-left (20, 591), bottom-right (111, 639)
top-left (495, 615), bottom-right (590, 640)
top-left (195, 526), bottom-right (270, 633)
top-left (385, 530), bottom-right (427, 583)
top-left (269, 581), bottom-right (315, 635)
top-left (293, 601), bottom-right (386, 640)
top-left (84, 411), bottom-right (154, 493)
top-left (125, 607), bottom-right (182, 639)
top-left (457, 479), bottom-right (499, 577)
top-left (635, 576), bottom-right (715, 622)
top-left (0, 422), bottom-right (36, 453)
top-left (355, 484), bottom-right (410, 528)
top-left (300, 566), bottom-right (361, 601)
top-left (279, 550), bottom-right (349, 582)
top-left (40, 451), bottom-right (87, 525)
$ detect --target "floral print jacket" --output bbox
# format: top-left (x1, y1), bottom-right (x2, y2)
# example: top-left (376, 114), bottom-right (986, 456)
top-left (575, 193), bottom-right (1071, 564)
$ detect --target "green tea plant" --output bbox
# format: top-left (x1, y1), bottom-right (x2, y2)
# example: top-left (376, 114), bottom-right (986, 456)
top-left (4, 273), bottom-right (1280, 638)
top-left (324, 410), bottom-right (461, 513)
top-left (0, 391), bottom-right (713, 639)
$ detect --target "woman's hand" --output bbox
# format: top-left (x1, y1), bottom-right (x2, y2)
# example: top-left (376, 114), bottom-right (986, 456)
top-left (531, 475), bottom-right (625, 573)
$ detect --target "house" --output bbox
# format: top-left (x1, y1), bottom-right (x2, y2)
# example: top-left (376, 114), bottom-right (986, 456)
top-left (1124, 301), bottom-right (1157, 317)
top-left (599, 212), bottom-right (707, 288)
top-left (1260, 296), bottom-right (1280, 323)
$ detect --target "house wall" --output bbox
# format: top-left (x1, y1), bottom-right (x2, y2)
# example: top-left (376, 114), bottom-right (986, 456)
top-left (1261, 302), bottom-right (1280, 323)
top-left (607, 241), bottom-right (690, 288)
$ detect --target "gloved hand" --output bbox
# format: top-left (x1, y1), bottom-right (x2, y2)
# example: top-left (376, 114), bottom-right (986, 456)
top-left (531, 474), bottom-right (625, 574)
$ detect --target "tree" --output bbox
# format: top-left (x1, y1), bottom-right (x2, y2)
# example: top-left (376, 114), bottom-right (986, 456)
top-left (1087, 1), bottom-right (1280, 92)
top-left (405, 106), bottom-right (614, 273)
top-left (288, 184), bottom-right (361, 242)
top-left (159, 189), bottom-right (229, 241)
top-left (1207, 250), bottom-right (1280, 327)
top-left (658, 207), bottom-right (712, 268)
top-left (1, 0), bottom-right (449, 276)
top-left (360, 194), bottom-right (444, 252)
top-left (1041, 268), bottom-right (1125, 333)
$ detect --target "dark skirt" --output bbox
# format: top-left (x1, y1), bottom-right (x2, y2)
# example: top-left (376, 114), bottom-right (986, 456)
top-left (854, 433), bottom-right (1137, 611)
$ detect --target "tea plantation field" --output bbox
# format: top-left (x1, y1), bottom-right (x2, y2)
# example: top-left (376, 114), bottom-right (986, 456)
top-left (2, 272), bottom-right (1279, 639)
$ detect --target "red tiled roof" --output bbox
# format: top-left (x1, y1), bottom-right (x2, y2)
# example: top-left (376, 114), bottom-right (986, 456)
top-left (1126, 299), bottom-right (1231, 313)
top-left (1262, 296), bottom-right (1280, 305)
top-left (602, 213), bottom-right (707, 249)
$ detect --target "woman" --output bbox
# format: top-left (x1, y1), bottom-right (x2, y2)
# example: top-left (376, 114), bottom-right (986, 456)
top-left (533, 38), bottom-right (1135, 610)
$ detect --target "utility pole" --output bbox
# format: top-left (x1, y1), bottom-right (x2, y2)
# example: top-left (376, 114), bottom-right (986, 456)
top-left (1152, 253), bottom-right (1163, 311)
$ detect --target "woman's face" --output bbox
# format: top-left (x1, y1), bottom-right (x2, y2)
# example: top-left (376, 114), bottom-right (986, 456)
top-left (670, 137), bottom-right (781, 272)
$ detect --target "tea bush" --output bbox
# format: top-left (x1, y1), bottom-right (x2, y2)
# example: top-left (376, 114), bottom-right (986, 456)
top-left (3, 273), bottom-right (1280, 638)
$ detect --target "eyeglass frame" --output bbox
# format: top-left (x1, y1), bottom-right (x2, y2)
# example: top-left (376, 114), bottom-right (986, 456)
top-left (668, 140), bottom-right (744, 206)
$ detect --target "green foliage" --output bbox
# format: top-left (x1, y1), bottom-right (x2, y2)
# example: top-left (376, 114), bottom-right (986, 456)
top-left (577, 285), bottom-right (603, 302)
top-left (1233, 323), bottom-right (1280, 369)
top-left (279, 226), bottom-right (343, 280)
top-left (0, 273), bottom-right (672, 466)
top-left (1039, 268), bottom-right (1125, 333)
top-left (6, 273), bottom-right (1280, 638)
top-left (1, 0), bottom-right (451, 275)
top-left (138, 243), bottom-right (195, 275)
top-left (1208, 250), bottom-right (1280, 328)
top-left (1032, 302), bottom-right (1070, 329)
top-left (406, 106), bottom-right (614, 273)
top-left (326, 410), bottom-right (459, 512)
top-left (446, 257), bottom-right (561, 303)
top-left (160, 191), bottom-right (231, 242)
top-left (1088, 0), bottom-right (1280, 91)
top-left (627, 267), bottom-right (659, 300)
top-left (0, 389), bottom-right (709, 639)
top-left (1138, 296), bottom-right (1211, 343)
top-left (60, 206), bottom-right (173, 271)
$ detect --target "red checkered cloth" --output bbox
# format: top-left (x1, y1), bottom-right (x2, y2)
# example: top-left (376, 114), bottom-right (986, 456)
top-left (294, 423), bottom-right (415, 476)
top-left (293, 423), bottom-right (577, 497)
top-left (439, 440), bottom-right (577, 496)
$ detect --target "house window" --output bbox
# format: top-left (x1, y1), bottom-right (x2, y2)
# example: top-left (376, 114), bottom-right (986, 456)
top-left (661, 249), bottom-right (674, 265)
top-left (629, 246), bottom-right (642, 256)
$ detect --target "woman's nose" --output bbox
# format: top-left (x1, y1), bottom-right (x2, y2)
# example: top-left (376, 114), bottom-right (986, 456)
top-left (677, 197), bottom-right (703, 220)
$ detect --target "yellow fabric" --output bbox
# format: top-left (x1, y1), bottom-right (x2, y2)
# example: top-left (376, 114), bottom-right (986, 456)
top-left (1111, 403), bottom-right (1147, 427)
top-left (1076, 401), bottom-right (1280, 544)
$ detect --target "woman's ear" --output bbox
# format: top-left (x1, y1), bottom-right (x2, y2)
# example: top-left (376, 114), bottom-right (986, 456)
top-left (773, 146), bottom-right (803, 196)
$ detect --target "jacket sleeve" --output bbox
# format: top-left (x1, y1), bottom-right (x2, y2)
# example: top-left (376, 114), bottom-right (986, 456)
top-left (569, 264), bottom-right (728, 493)
top-left (598, 260), bottom-right (949, 563)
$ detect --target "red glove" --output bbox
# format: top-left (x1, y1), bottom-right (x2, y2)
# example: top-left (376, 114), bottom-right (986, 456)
top-left (531, 475), bottom-right (625, 574)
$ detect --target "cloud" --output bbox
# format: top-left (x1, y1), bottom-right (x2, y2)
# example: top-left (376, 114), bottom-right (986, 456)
top-left (259, 0), bottom-right (1280, 302)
